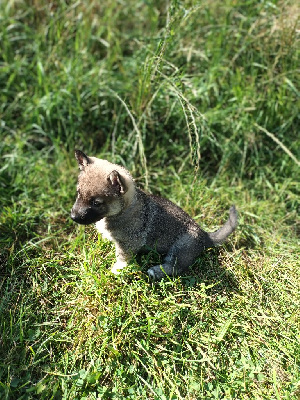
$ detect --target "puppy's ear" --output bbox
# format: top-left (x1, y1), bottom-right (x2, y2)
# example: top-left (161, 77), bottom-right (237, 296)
top-left (75, 150), bottom-right (91, 170)
top-left (108, 170), bottom-right (126, 194)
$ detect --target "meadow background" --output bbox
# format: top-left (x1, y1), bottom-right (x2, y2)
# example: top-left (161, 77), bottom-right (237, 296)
top-left (0, 0), bottom-right (299, 399)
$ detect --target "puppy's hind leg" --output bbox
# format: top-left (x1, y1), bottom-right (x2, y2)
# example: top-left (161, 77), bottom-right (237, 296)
top-left (147, 234), bottom-right (199, 281)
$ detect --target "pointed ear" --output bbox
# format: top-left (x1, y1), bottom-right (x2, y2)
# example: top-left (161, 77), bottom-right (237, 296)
top-left (75, 150), bottom-right (91, 170)
top-left (108, 170), bottom-right (126, 194)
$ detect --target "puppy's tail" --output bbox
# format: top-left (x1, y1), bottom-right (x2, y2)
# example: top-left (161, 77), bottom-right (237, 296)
top-left (208, 205), bottom-right (238, 246)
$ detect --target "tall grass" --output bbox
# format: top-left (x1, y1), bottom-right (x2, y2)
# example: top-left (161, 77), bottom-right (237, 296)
top-left (0, 0), bottom-right (299, 399)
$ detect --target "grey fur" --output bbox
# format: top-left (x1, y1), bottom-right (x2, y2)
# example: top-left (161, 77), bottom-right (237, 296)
top-left (71, 150), bottom-right (238, 281)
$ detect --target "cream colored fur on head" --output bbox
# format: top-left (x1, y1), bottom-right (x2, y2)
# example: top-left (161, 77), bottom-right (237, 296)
top-left (88, 157), bottom-right (136, 208)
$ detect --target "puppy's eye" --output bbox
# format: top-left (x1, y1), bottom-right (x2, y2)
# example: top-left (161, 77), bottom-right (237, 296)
top-left (91, 199), bottom-right (103, 207)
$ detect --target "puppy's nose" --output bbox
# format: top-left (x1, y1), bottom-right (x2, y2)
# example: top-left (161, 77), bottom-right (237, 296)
top-left (70, 209), bottom-right (80, 222)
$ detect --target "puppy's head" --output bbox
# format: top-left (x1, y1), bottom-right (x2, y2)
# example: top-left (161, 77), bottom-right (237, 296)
top-left (71, 150), bottom-right (135, 225)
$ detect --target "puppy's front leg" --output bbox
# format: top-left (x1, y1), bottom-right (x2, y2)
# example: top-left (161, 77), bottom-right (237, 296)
top-left (111, 244), bottom-right (130, 275)
top-left (111, 261), bottom-right (127, 274)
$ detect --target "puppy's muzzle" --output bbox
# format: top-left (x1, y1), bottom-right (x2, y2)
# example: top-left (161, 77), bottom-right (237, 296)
top-left (71, 205), bottom-right (104, 225)
top-left (70, 207), bottom-right (88, 224)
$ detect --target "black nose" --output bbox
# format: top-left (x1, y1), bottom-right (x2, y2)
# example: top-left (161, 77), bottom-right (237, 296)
top-left (70, 209), bottom-right (81, 223)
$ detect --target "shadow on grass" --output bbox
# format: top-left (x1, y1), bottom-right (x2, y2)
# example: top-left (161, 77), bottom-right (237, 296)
top-left (190, 248), bottom-right (241, 296)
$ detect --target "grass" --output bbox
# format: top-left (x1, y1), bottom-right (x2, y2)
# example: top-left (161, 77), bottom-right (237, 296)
top-left (0, 0), bottom-right (299, 398)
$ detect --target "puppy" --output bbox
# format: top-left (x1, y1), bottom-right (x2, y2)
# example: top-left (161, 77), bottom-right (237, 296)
top-left (71, 150), bottom-right (238, 280)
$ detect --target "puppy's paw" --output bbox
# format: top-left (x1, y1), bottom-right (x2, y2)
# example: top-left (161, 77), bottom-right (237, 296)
top-left (111, 261), bottom-right (127, 275)
top-left (147, 265), bottom-right (168, 281)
